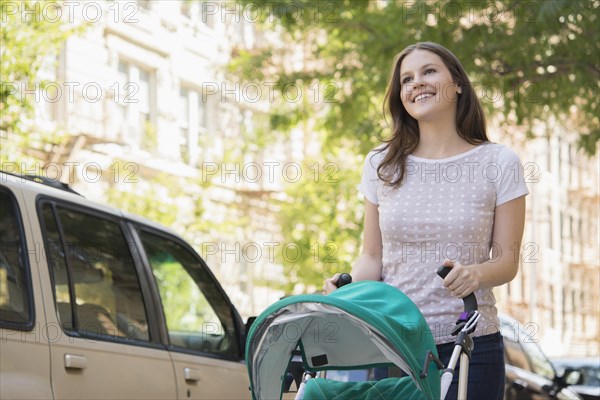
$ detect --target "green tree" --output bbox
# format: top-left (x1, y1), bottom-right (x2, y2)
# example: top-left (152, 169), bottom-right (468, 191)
top-left (105, 174), bottom-right (179, 229)
top-left (275, 154), bottom-right (364, 291)
top-left (231, 0), bottom-right (599, 288)
top-left (105, 167), bottom-right (218, 243)
top-left (1, 0), bottom-right (86, 166)
top-left (234, 0), bottom-right (598, 152)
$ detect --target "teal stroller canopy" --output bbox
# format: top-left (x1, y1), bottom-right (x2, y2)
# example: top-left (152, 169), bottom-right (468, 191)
top-left (246, 281), bottom-right (442, 400)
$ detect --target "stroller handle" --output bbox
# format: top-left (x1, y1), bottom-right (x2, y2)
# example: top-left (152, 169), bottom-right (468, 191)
top-left (335, 273), bottom-right (353, 288)
top-left (437, 266), bottom-right (478, 312)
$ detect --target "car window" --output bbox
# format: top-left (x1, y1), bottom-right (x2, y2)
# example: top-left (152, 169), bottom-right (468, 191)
top-left (139, 229), bottom-right (239, 357)
top-left (41, 203), bottom-right (150, 341)
top-left (520, 340), bottom-right (555, 380)
top-left (503, 337), bottom-right (531, 371)
top-left (501, 318), bottom-right (556, 380)
top-left (0, 189), bottom-right (32, 327)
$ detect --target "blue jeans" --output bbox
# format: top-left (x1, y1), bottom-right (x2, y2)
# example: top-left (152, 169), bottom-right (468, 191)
top-left (436, 332), bottom-right (505, 400)
top-left (374, 332), bottom-right (505, 399)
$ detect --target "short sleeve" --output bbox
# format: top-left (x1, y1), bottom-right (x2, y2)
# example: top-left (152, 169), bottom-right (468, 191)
top-left (495, 146), bottom-right (529, 206)
top-left (357, 151), bottom-right (381, 205)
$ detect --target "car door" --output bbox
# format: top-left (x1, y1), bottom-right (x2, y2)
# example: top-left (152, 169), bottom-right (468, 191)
top-left (135, 227), bottom-right (250, 399)
top-left (0, 186), bottom-right (53, 399)
top-left (37, 200), bottom-right (177, 399)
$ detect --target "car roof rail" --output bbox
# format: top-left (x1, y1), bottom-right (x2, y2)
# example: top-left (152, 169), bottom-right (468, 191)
top-left (1, 171), bottom-right (82, 196)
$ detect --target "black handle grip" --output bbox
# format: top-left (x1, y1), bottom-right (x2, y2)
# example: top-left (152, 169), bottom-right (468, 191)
top-left (437, 265), bottom-right (478, 312)
top-left (335, 273), bottom-right (353, 288)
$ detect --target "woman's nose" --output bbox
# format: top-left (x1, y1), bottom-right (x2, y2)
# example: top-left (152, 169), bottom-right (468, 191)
top-left (412, 75), bottom-right (426, 88)
top-left (407, 79), bottom-right (424, 94)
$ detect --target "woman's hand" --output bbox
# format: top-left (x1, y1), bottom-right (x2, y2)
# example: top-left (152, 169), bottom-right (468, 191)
top-left (442, 259), bottom-right (481, 298)
top-left (322, 273), bottom-right (341, 295)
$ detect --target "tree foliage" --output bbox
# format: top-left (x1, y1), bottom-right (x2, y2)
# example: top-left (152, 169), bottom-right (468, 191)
top-left (231, 0), bottom-right (599, 289)
top-left (275, 154), bottom-right (364, 291)
top-left (235, 0), bottom-right (598, 152)
top-left (1, 0), bottom-right (86, 165)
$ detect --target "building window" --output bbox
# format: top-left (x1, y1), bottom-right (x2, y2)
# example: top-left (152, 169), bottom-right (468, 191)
top-left (559, 211), bottom-right (564, 255)
top-left (178, 86), bottom-right (208, 165)
top-left (547, 206), bottom-right (553, 249)
top-left (181, 1), bottom-right (215, 29)
top-left (548, 284), bottom-right (555, 328)
top-left (178, 88), bottom-right (190, 163)
top-left (114, 60), bottom-right (155, 151)
top-left (546, 136), bottom-right (552, 173)
top-left (137, 0), bottom-right (152, 11)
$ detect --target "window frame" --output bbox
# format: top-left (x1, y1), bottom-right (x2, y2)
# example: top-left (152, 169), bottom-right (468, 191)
top-left (178, 84), bottom-right (209, 165)
top-left (36, 196), bottom-right (163, 348)
top-left (114, 59), bottom-right (156, 149)
top-left (502, 322), bottom-right (557, 380)
top-left (133, 223), bottom-right (245, 361)
top-left (0, 186), bottom-right (35, 331)
top-left (503, 335), bottom-right (532, 372)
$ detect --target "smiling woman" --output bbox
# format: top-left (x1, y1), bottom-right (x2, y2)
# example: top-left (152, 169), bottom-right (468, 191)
top-left (324, 42), bottom-right (529, 400)
top-left (399, 54), bottom-right (462, 123)
top-left (378, 42), bottom-right (488, 182)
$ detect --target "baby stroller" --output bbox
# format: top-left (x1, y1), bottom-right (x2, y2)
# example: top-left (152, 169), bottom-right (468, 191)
top-left (246, 267), bottom-right (480, 400)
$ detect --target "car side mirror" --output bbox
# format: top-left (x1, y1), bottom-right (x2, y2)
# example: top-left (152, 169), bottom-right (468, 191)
top-left (562, 368), bottom-right (584, 385)
top-left (554, 367), bottom-right (584, 389)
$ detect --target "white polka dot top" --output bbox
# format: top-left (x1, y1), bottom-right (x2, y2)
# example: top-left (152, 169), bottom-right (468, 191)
top-left (358, 142), bottom-right (529, 344)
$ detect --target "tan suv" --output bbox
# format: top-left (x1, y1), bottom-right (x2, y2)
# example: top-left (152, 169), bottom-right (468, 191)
top-left (0, 172), bottom-right (251, 399)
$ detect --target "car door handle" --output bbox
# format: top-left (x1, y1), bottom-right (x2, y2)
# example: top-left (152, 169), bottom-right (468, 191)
top-left (183, 367), bottom-right (200, 382)
top-left (64, 354), bottom-right (87, 370)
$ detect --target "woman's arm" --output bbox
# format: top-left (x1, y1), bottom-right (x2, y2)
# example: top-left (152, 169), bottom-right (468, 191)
top-left (443, 195), bottom-right (526, 298)
top-left (323, 199), bottom-right (383, 293)
top-left (351, 199), bottom-right (384, 281)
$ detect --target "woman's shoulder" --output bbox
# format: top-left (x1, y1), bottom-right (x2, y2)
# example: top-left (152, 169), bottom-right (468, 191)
top-left (477, 142), bottom-right (523, 161)
top-left (364, 144), bottom-right (388, 166)
top-left (482, 142), bottom-right (524, 162)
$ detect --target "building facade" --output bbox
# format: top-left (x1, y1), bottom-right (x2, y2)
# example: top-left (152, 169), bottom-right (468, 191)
top-left (493, 124), bottom-right (600, 357)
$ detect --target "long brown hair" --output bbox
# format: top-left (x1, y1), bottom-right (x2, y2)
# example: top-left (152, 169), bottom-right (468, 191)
top-left (378, 42), bottom-right (488, 187)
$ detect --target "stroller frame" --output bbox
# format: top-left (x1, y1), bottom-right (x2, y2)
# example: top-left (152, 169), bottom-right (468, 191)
top-left (435, 309), bottom-right (481, 399)
top-left (435, 265), bottom-right (481, 399)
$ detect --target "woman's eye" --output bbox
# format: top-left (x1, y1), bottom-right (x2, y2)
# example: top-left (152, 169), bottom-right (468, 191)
top-left (402, 77), bottom-right (412, 84)
top-left (425, 68), bottom-right (436, 74)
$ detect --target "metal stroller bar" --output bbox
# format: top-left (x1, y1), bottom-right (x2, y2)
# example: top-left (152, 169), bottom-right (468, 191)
top-left (436, 265), bottom-right (480, 400)
top-left (439, 311), bottom-right (481, 399)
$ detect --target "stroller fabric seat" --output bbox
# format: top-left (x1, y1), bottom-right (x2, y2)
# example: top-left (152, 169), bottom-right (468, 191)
top-left (303, 377), bottom-right (429, 400)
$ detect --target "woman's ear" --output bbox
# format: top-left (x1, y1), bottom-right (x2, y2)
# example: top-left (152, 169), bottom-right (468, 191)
top-left (457, 86), bottom-right (463, 94)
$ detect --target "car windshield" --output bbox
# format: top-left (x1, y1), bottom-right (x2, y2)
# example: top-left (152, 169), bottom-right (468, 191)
top-left (521, 340), bottom-right (555, 380)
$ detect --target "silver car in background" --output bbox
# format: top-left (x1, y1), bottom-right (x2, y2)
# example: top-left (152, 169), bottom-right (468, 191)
top-left (501, 315), bottom-right (583, 400)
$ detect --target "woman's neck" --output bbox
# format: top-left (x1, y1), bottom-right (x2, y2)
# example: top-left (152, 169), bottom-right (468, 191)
top-left (413, 120), bottom-right (475, 159)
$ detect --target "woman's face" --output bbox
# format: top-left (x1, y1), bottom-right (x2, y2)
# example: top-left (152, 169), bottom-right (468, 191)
top-left (399, 49), bottom-right (462, 122)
